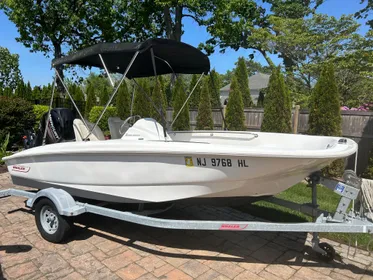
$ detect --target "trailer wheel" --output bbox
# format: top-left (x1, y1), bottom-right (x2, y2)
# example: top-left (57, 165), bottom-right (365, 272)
top-left (317, 242), bottom-right (336, 262)
top-left (35, 198), bottom-right (72, 243)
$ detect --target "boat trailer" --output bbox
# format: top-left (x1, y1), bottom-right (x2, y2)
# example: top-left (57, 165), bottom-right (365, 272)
top-left (0, 170), bottom-right (372, 262)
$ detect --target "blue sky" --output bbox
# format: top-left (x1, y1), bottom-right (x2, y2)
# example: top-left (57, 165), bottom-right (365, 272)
top-left (0, 0), bottom-right (369, 87)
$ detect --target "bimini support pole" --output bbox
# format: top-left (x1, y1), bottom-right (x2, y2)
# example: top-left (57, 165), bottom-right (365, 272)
top-left (99, 54), bottom-right (115, 87)
top-left (54, 69), bottom-right (89, 130)
top-left (42, 75), bottom-right (57, 145)
top-left (150, 48), bottom-right (168, 139)
top-left (84, 51), bottom-right (139, 141)
top-left (171, 73), bottom-right (204, 128)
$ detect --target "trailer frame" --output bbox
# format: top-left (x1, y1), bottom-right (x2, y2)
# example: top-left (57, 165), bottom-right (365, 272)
top-left (0, 170), bottom-right (372, 261)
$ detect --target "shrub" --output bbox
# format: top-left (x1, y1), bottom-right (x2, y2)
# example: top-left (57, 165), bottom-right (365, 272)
top-left (116, 82), bottom-right (131, 120)
top-left (172, 77), bottom-right (190, 131)
top-left (308, 63), bottom-right (344, 177)
top-left (225, 76), bottom-right (246, 131)
top-left (0, 133), bottom-right (11, 164)
top-left (261, 66), bottom-right (292, 133)
top-left (33, 105), bottom-right (50, 130)
top-left (0, 96), bottom-right (35, 148)
top-left (235, 57), bottom-right (253, 108)
top-left (196, 78), bottom-right (214, 130)
top-left (88, 106), bottom-right (117, 132)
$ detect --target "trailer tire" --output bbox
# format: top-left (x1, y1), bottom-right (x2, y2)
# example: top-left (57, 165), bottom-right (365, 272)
top-left (35, 198), bottom-right (72, 243)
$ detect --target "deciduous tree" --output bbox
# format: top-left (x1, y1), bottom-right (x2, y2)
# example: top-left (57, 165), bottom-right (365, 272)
top-left (0, 47), bottom-right (22, 90)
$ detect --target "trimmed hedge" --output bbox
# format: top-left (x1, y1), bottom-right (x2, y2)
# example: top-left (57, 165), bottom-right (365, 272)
top-left (0, 96), bottom-right (35, 148)
top-left (33, 105), bottom-right (49, 130)
top-left (88, 106), bottom-right (117, 132)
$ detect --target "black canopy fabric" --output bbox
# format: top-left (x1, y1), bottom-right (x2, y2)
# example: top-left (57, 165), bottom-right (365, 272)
top-left (52, 39), bottom-right (210, 78)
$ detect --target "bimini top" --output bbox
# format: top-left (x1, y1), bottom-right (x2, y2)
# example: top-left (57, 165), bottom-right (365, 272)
top-left (52, 38), bottom-right (210, 78)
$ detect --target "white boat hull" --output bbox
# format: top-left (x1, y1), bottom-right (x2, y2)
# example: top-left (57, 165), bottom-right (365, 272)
top-left (3, 119), bottom-right (358, 204)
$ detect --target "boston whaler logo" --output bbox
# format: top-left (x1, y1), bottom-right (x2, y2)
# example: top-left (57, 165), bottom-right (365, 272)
top-left (219, 224), bottom-right (248, 230)
top-left (12, 165), bottom-right (30, 173)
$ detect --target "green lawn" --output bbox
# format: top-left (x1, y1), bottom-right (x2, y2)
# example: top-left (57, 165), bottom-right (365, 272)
top-left (234, 183), bottom-right (373, 251)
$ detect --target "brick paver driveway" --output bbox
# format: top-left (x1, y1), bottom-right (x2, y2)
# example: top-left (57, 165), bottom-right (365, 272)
top-left (0, 171), bottom-right (372, 280)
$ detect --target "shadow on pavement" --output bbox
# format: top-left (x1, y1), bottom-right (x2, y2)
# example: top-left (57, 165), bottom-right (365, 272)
top-left (0, 245), bottom-right (32, 280)
top-left (64, 204), bottom-right (373, 278)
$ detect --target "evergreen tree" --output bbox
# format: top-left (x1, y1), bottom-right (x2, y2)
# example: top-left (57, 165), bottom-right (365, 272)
top-left (3, 87), bottom-right (12, 97)
top-left (172, 77), bottom-right (190, 131)
top-left (151, 77), bottom-right (167, 123)
top-left (235, 57), bottom-right (253, 108)
top-left (196, 78), bottom-right (214, 130)
top-left (41, 84), bottom-right (52, 99)
top-left (26, 81), bottom-right (32, 99)
top-left (165, 79), bottom-right (173, 106)
top-left (100, 86), bottom-right (110, 105)
top-left (261, 66), bottom-right (292, 133)
top-left (116, 82), bottom-right (131, 120)
top-left (209, 69), bottom-right (222, 108)
top-left (14, 81), bottom-right (26, 98)
top-left (0, 88), bottom-right (3, 96)
top-left (32, 86), bottom-right (42, 99)
top-left (308, 63), bottom-right (344, 177)
top-left (74, 85), bottom-right (84, 101)
top-left (308, 64), bottom-right (341, 136)
top-left (133, 78), bottom-right (152, 118)
top-left (188, 74), bottom-right (201, 109)
top-left (225, 76), bottom-right (246, 131)
top-left (85, 83), bottom-right (96, 118)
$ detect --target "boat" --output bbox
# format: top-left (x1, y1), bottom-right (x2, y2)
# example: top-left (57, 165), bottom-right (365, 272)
top-left (2, 38), bottom-right (358, 205)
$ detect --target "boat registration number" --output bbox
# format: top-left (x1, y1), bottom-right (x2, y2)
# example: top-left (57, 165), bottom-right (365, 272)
top-left (185, 157), bottom-right (248, 168)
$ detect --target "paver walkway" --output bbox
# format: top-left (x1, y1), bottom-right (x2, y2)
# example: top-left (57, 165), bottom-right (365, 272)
top-left (0, 171), bottom-right (372, 280)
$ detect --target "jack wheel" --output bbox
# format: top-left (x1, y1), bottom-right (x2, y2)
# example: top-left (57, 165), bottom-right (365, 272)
top-left (35, 198), bottom-right (72, 243)
top-left (317, 242), bottom-right (336, 262)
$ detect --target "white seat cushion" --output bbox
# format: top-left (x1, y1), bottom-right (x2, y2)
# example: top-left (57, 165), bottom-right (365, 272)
top-left (73, 119), bottom-right (105, 141)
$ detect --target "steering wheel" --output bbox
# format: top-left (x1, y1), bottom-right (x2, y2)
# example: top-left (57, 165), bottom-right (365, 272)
top-left (119, 115), bottom-right (141, 135)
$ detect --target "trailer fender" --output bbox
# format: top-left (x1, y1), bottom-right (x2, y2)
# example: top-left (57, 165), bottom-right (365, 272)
top-left (26, 188), bottom-right (86, 216)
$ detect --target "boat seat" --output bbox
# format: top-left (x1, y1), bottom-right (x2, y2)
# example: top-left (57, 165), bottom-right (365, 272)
top-left (73, 119), bottom-right (105, 141)
top-left (108, 117), bottom-right (127, 139)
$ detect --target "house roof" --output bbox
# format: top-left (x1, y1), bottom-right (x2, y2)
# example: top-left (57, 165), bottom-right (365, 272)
top-left (220, 72), bottom-right (270, 92)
